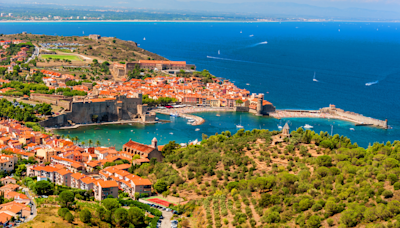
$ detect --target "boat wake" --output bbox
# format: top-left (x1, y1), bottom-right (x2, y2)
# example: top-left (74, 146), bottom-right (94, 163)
top-left (365, 80), bottom-right (379, 86)
top-left (248, 41), bottom-right (268, 48)
top-left (207, 56), bottom-right (256, 64)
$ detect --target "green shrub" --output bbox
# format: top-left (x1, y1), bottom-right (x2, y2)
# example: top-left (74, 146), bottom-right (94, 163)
top-left (394, 182), bottom-right (400, 190)
top-left (382, 190), bottom-right (394, 198)
top-left (58, 208), bottom-right (69, 218)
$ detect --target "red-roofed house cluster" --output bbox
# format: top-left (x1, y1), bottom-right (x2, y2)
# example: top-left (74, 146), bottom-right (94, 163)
top-left (0, 118), bottom-right (156, 201)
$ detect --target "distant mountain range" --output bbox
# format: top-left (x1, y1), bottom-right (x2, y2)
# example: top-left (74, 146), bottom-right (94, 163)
top-left (2, 0), bottom-right (400, 20)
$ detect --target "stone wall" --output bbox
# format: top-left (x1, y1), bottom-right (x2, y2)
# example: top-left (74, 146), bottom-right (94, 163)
top-left (30, 93), bottom-right (72, 110)
top-left (39, 95), bottom-right (149, 127)
top-left (235, 107), bottom-right (249, 112)
top-left (320, 107), bottom-right (388, 129)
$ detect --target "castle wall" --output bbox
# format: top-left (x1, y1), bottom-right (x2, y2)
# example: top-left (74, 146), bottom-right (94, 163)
top-left (262, 104), bottom-right (276, 114)
top-left (235, 107), bottom-right (249, 112)
top-left (39, 95), bottom-right (146, 127)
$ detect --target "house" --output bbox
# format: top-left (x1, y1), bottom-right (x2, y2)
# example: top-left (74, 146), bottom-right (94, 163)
top-left (0, 177), bottom-right (16, 185)
top-left (94, 180), bottom-right (119, 201)
top-left (70, 172), bottom-right (86, 189)
top-left (0, 212), bottom-right (12, 225)
top-left (0, 201), bottom-right (31, 219)
top-left (0, 155), bottom-right (17, 173)
top-left (4, 191), bottom-right (30, 205)
top-left (0, 184), bottom-right (20, 192)
top-left (122, 138), bottom-right (163, 162)
top-left (55, 169), bottom-right (72, 186)
top-left (36, 148), bottom-right (60, 163)
top-left (80, 177), bottom-right (96, 191)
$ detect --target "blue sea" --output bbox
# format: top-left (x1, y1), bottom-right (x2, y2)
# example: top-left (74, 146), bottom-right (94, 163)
top-left (2, 22), bottom-right (399, 148)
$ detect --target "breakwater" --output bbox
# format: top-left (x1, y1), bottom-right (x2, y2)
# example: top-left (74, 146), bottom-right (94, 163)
top-left (270, 104), bottom-right (388, 129)
top-left (152, 107), bottom-right (235, 126)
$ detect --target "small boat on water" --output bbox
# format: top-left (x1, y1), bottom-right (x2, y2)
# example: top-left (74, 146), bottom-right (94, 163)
top-left (313, 72), bottom-right (318, 82)
top-left (143, 37), bottom-right (146, 40)
top-left (350, 128), bottom-right (355, 131)
top-left (236, 116), bottom-right (244, 129)
top-left (246, 83), bottom-right (250, 85)
top-left (169, 132), bottom-right (174, 135)
top-left (155, 117), bottom-right (159, 121)
top-left (170, 113), bottom-right (179, 117)
top-left (278, 125), bottom-right (283, 129)
top-left (195, 128), bottom-right (200, 131)
top-left (131, 130), bottom-right (133, 132)
top-left (304, 124), bottom-right (313, 129)
top-left (216, 114), bottom-right (220, 117)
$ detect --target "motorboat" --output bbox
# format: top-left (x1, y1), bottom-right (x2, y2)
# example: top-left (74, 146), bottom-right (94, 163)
top-left (195, 128), bottom-right (200, 131)
top-left (350, 128), bottom-right (355, 131)
top-left (170, 113), bottom-right (179, 117)
top-left (216, 114), bottom-right (220, 117)
top-left (304, 124), bottom-right (313, 129)
top-left (278, 125), bottom-right (283, 129)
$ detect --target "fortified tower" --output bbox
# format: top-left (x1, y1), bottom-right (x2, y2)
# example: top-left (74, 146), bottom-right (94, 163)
top-left (282, 123), bottom-right (290, 137)
top-left (151, 137), bottom-right (158, 149)
top-left (256, 94), bottom-right (264, 116)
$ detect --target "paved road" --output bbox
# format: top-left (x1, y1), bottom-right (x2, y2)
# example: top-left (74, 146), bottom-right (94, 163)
top-left (161, 210), bottom-right (173, 228)
top-left (25, 46), bottom-right (39, 64)
top-left (23, 188), bottom-right (37, 223)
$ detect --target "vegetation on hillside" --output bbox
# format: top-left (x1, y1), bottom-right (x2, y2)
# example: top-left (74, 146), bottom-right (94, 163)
top-left (142, 94), bottom-right (178, 106)
top-left (0, 98), bottom-right (52, 122)
top-left (129, 128), bottom-right (400, 227)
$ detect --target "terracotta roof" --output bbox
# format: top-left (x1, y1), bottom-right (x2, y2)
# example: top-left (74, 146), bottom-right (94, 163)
top-left (97, 180), bottom-right (119, 188)
top-left (56, 169), bottom-right (72, 176)
top-left (0, 212), bottom-right (11, 223)
top-left (131, 178), bottom-right (152, 186)
top-left (80, 177), bottom-right (96, 184)
top-left (71, 172), bottom-right (86, 180)
top-left (124, 140), bottom-right (154, 154)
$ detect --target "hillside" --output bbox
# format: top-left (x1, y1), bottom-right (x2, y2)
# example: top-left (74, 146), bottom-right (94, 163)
top-left (1, 33), bottom-right (167, 63)
top-left (133, 128), bottom-right (400, 228)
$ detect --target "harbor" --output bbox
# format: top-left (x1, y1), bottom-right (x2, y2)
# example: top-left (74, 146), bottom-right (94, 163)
top-left (152, 107), bottom-right (235, 126)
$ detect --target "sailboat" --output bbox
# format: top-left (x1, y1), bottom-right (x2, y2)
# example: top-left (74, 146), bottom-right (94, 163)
top-left (143, 37), bottom-right (146, 41)
top-left (240, 31), bottom-right (242, 33)
top-left (218, 50), bottom-right (220, 55)
top-left (313, 72), bottom-right (318, 82)
top-left (278, 120), bottom-right (283, 129)
top-left (236, 116), bottom-right (244, 128)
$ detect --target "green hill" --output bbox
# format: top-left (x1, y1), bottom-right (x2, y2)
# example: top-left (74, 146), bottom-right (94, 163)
top-left (134, 128), bottom-right (400, 228)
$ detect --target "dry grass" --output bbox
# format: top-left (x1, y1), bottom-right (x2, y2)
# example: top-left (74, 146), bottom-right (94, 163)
top-left (19, 207), bottom-right (88, 228)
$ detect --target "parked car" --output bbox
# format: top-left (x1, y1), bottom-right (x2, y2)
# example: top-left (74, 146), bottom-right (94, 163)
top-left (166, 208), bottom-right (172, 212)
top-left (159, 215), bottom-right (164, 219)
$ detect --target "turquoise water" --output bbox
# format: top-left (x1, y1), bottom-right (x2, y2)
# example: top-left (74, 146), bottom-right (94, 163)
top-left (2, 22), bottom-right (400, 147)
top-left (54, 112), bottom-right (387, 149)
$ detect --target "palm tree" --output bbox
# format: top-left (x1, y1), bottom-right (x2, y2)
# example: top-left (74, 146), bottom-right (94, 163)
top-left (81, 141), bottom-right (86, 147)
top-left (88, 139), bottom-right (93, 147)
top-left (96, 140), bottom-right (101, 147)
top-left (74, 136), bottom-right (79, 144)
top-left (61, 134), bottom-right (65, 139)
